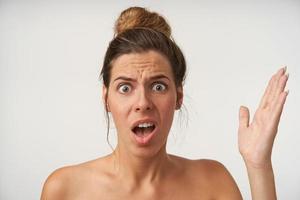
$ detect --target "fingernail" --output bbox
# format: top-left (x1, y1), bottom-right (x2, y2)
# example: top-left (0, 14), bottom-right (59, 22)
top-left (283, 66), bottom-right (287, 73)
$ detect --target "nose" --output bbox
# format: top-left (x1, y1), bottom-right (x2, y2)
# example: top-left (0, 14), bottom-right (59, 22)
top-left (134, 88), bottom-right (153, 112)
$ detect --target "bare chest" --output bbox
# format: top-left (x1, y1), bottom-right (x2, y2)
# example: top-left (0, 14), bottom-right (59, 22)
top-left (69, 178), bottom-right (215, 200)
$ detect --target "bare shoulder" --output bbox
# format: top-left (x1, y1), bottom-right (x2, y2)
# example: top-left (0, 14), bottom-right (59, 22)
top-left (191, 159), bottom-right (243, 199)
top-left (190, 159), bottom-right (235, 178)
top-left (169, 155), bottom-right (242, 200)
top-left (40, 165), bottom-right (74, 200)
top-left (40, 156), bottom-right (111, 200)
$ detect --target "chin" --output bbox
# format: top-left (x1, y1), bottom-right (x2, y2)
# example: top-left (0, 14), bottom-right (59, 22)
top-left (129, 143), bottom-right (166, 159)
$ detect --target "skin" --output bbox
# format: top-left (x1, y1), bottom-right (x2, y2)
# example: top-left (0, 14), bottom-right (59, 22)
top-left (41, 50), bottom-right (289, 200)
top-left (238, 66), bottom-right (289, 199)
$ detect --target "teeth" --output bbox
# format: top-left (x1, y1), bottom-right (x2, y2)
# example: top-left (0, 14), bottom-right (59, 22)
top-left (137, 123), bottom-right (154, 128)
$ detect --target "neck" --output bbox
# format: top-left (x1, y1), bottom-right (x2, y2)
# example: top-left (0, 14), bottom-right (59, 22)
top-left (110, 144), bottom-right (171, 186)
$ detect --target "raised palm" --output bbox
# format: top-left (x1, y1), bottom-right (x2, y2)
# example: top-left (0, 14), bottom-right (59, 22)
top-left (238, 67), bottom-right (289, 168)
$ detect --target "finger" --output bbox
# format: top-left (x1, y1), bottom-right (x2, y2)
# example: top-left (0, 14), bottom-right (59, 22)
top-left (260, 67), bottom-right (286, 109)
top-left (259, 74), bottom-right (276, 109)
top-left (270, 72), bottom-right (289, 109)
top-left (239, 106), bottom-right (250, 130)
top-left (268, 67), bottom-right (287, 106)
top-left (271, 90), bottom-right (289, 126)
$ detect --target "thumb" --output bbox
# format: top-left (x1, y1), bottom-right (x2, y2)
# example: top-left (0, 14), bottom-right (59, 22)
top-left (239, 106), bottom-right (250, 130)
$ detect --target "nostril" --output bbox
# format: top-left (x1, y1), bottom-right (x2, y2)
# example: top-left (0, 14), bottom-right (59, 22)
top-left (135, 106), bottom-right (151, 112)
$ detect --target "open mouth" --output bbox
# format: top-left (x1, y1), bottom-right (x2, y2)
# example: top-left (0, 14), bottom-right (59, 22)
top-left (132, 122), bottom-right (156, 137)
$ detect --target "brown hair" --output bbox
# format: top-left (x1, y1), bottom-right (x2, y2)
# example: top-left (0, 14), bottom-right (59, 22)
top-left (114, 6), bottom-right (171, 38)
top-left (100, 7), bottom-right (187, 148)
top-left (100, 6), bottom-right (186, 89)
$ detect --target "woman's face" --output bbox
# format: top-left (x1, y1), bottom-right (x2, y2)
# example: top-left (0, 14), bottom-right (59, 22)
top-left (103, 50), bottom-right (182, 157)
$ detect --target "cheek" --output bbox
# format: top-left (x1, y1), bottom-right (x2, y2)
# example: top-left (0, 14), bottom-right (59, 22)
top-left (157, 95), bottom-right (177, 122)
top-left (108, 95), bottom-right (131, 128)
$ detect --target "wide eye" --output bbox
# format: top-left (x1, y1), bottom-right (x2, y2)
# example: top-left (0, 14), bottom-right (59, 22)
top-left (152, 82), bottom-right (167, 92)
top-left (118, 84), bottom-right (131, 94)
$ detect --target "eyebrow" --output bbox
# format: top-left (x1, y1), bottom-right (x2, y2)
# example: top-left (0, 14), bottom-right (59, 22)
top-left (113, 74), bottom-right (170, 83)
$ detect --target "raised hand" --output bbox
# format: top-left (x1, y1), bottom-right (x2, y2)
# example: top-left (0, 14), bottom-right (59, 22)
top-left (238, 67), bottom-right (289, 168)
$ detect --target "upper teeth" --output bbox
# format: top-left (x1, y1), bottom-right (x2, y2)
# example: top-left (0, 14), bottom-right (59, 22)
top-left (138, 123), bottom-right (153, 128)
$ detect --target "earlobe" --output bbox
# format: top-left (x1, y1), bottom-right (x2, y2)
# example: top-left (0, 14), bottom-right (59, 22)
top-left (106, 103), bottom-right (110, 112)
top-left (176, 86), bottom-right (183, 110)
top-left (102, 86), bottom-right (110, 112)
top-left (176, 102), bottom-right (181, 110)
top-left (176, 99), bottom-right (182, 110)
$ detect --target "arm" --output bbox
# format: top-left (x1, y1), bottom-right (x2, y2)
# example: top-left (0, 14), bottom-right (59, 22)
top-left (244, 162), bottom-right (276, 199)
top-left (40, 168), bottom-right (69, 200)
top-left (238, 67), bottom-right (289, 199)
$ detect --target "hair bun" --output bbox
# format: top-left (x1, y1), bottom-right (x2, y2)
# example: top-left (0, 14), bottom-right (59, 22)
top-left (114, 7), bottom-right (171, 38)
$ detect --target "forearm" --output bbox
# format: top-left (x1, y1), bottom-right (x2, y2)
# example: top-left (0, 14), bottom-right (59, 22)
top-left (238, 67), bottom-right (288, 200)
top-left (245, 161), bottom-right (277, 200)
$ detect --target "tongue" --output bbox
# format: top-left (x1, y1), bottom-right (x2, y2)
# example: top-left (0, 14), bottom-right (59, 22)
top-left (135, 127), bottom-right (153, 137)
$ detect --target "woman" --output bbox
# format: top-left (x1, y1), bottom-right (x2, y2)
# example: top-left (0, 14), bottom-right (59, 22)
top-left (41, 7), bottom-right (289, 199)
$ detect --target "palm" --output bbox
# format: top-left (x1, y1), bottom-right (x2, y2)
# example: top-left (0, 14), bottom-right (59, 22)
top-left (238, 67), bottom-right (289, 168)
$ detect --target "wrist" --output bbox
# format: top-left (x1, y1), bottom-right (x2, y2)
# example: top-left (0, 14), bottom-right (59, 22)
top-left (243, 157), bottom-right (273, 170)
top-left (245, 160), bottom-right (277, 200)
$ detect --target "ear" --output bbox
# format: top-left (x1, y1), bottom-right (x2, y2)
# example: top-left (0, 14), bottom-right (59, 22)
top-left (176, 86), bottom-right (183, 110)
top-left (102, 85), bottom-right (110, 112)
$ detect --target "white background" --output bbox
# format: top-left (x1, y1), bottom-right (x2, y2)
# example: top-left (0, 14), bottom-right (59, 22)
top-left (1, 0), bottom-right (299, 199)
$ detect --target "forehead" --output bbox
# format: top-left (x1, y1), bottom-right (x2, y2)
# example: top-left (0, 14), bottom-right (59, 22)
top-left (110, 51), bottom-right (173, 78)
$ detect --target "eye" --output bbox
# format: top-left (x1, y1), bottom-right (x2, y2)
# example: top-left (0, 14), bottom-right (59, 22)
top-left (152, 82), bottom-right (167, 92)
top-left (118, 84), bottom-right (131, 94)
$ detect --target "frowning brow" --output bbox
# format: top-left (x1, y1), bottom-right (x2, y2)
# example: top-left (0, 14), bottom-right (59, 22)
top-left (113, 74), bottom-right (170, 82)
